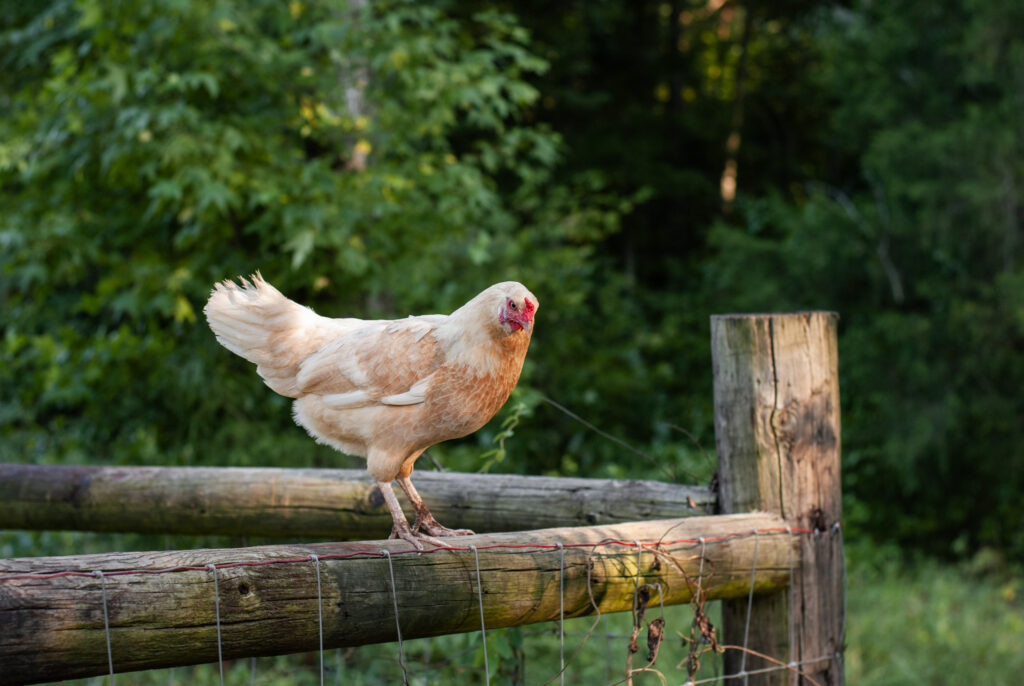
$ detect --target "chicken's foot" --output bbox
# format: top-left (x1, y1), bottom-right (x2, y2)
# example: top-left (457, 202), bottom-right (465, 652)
top-left (396, 475), bottom-right (475, 538)
top-left (376, 480), bottom-right (445, 550)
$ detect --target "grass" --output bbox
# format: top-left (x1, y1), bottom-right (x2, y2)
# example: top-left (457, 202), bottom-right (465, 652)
top-left (4, 532), bottom-right (1024, 685)
top-left (844, 542), bottom-right (1024, 686)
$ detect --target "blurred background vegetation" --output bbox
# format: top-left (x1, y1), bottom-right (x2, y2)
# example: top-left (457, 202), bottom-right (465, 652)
top-left (2, 0), bottom-right (1023, 683)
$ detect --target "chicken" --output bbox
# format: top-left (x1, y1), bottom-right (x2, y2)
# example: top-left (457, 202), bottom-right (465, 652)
top-left (203, 274), bottom-right (538, 548)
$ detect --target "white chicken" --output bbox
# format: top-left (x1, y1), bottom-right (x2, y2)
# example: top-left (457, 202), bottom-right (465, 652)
top-left (204, 274), bottom-right (537, 548)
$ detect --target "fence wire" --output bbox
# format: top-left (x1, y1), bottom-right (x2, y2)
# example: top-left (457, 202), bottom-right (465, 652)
top-left (1, 524), bottom-right (844, 686)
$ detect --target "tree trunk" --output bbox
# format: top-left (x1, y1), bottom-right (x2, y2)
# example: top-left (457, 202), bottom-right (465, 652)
top-left (720, 5), bottom-right (754, 213)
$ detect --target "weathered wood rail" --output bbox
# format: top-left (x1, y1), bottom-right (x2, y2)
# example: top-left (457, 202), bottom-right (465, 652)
top-left (0, 513), bottom-right (793, 684)
top-left (0, 465), bottom-right (713, 539)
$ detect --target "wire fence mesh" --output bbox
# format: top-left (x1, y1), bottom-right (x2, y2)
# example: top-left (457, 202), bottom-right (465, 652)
top-left (1, 523), bottom-right (844, 686)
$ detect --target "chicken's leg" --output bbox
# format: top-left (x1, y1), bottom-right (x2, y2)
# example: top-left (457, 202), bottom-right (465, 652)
top-left (376, 480), bottom-right (444, 550)
top-left (396, 475), bottom-right (474, 537)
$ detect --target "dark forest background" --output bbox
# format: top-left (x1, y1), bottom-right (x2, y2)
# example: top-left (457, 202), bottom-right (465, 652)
top-left (3, 0), bottom-right (1023, 568)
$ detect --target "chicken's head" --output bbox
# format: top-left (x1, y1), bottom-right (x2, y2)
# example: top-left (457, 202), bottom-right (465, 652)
top-left (495, 283), bottom-right (538, 334)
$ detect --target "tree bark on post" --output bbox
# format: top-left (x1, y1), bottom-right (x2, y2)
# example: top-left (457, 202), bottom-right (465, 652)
top-left (711, 312), bottom-right (844, 686)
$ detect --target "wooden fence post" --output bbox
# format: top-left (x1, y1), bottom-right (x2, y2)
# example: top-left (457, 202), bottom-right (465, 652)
top-left (711, 312), bottom-right (844, 686)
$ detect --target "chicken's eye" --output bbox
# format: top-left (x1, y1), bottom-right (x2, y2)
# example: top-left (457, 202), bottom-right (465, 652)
top-left (508, 299), bottom-right (517, 310)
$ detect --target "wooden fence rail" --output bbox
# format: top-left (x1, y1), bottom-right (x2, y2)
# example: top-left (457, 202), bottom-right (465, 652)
top-left (0, 513), bottom-right (793, 684)
top-left (0, 465), bottom-right (713, 539)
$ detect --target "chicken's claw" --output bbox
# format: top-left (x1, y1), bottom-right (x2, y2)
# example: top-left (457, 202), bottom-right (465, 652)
top-left (412, 512), bottom-right (475, 538)
top-left (389, 522), bottom-right (445, 550)
top-left (396, 475), bottom-right (476, 538)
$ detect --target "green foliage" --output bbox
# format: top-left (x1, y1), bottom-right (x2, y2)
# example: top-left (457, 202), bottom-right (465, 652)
top-left (477, 388), bottom-right (537, 473)
top-left (846, 543), bottom-right (1024, 685)
top-left (705, 0), bottom-right (1024, 556)
top-left (0, 0), bottom-right (636, 474)
top-left (3, 0), bottom-right (1023, 564)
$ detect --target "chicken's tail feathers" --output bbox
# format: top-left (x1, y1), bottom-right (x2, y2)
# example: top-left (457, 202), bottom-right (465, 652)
top-left (204, 273), bottom-right (335, 397)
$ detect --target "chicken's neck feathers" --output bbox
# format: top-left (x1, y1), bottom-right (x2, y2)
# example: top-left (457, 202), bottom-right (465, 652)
top-left (435, 308), bottom-right (530, 376)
